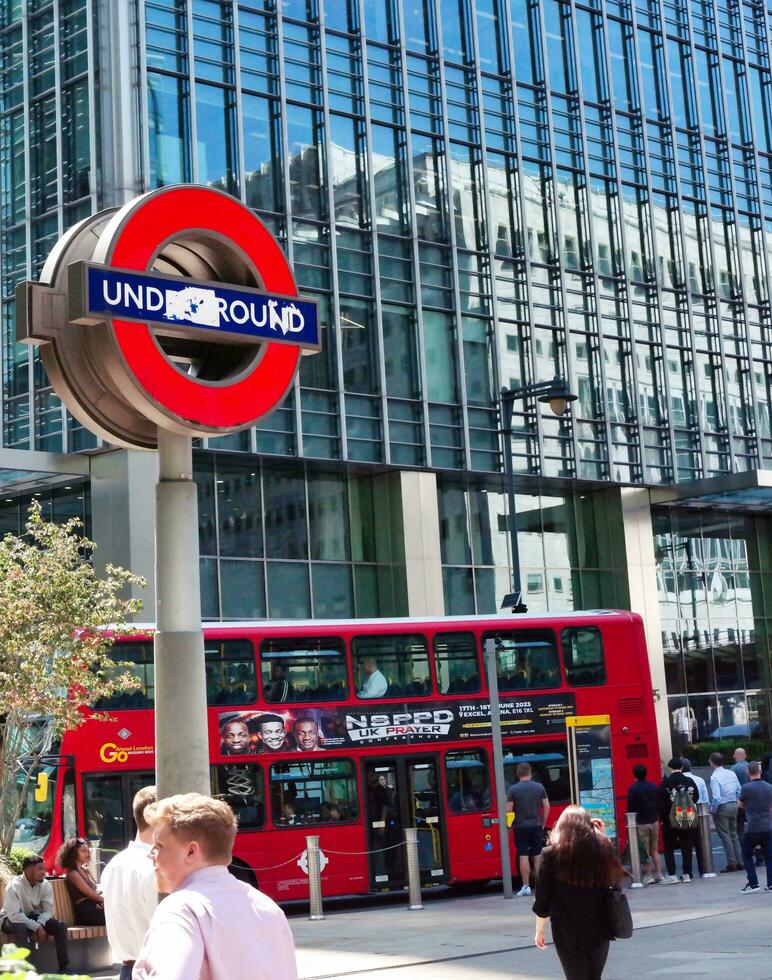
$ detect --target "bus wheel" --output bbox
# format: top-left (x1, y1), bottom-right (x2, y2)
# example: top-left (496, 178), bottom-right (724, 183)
top-left (228, 858), bottom-right (258, 889)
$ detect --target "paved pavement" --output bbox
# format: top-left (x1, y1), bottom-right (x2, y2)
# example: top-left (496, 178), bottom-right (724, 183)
top-left (291, 870), bottom-right (772, 979)
top-left (91, 869), bottom-right (772, 978)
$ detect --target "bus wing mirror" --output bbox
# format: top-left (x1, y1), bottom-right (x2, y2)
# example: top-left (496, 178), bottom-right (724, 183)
top-left (34, 772), bottom-right (49, 803)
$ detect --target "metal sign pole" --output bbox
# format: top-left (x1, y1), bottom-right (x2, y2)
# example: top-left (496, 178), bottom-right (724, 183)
top-left (484, 639), bottom-right (513, 899)
top-left (154, 430), bottom-right (210, 798)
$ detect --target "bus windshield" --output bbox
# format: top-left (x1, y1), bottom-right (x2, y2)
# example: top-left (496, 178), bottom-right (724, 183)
top-left (11, 765), bottom-right (56, 854)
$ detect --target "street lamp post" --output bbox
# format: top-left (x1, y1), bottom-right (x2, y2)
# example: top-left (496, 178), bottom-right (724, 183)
top-left (498, 376), bottom-right (578, 614)
top-left (488, 376), bottom-right (577, 900)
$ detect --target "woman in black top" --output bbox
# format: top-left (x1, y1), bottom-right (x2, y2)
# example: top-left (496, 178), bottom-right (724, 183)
top-left (56, 837), bottom-right (105, 926)
top-left (533, 805), bottom-right (624, 980)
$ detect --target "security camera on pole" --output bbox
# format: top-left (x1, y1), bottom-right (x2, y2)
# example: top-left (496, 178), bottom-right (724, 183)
top-left (16, 186), bottom-right (320, 798)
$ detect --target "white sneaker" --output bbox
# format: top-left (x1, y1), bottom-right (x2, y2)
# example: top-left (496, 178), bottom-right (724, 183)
top-left (680, 874), bottom-right (691, 883)
top-left (659, 875), bottom-right (679, 884)
top-left (517, 885), bottom-right (532, 897)
top-left (642, 876), bottom-right (655, 886)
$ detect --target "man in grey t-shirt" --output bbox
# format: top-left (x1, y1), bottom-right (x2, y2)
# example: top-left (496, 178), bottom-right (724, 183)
top-left (739, 761), bottom-right (772, 892)
top-left (506, 762), bottom-right (550, 897)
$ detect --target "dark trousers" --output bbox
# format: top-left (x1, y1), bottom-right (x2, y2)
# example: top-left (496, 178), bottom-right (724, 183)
top-left (119, 963), bottom-right (135, 980)
top-left (663, 829), bottom-right (697, 877)
top-left (555, 941), bottom-right (610, 980)
top-left (742, 830), bottom-right (772, 887)
top-left (1, 915), bottom-right (68, 971)
top-left (74, 898), bottom-right (105, 926)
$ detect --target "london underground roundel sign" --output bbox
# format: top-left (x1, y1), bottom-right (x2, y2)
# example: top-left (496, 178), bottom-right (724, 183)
top-left (16, 186), bottom-right (320, 449)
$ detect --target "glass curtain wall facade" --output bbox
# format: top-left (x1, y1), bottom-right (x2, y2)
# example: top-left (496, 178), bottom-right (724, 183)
top-left (4, 1), bottom-right (772, 670)
top-left (5, 0), bottom-right (772, 480)
top-left (0, 0), bottom-right (97, 453)
top-left (655, 505), bottom-right (772, 760)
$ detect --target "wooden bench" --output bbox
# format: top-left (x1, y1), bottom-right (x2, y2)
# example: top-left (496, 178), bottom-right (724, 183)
top-left (0, 877), bottom-right (111, 973)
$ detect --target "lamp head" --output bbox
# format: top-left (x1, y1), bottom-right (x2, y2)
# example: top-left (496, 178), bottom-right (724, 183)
top-left (537, 377), bottom-right (578, 416)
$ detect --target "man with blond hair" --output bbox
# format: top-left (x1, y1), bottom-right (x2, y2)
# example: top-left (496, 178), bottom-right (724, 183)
top-left (133, 793), bottom-right (297, 980)
top-left (102, 785), bottom-right (158, 980)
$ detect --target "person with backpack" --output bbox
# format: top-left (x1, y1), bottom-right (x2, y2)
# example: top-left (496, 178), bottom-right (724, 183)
top-left (709, 751), bottom-right (743, 872)
top-left (658, 758), bottom-right (700, 883)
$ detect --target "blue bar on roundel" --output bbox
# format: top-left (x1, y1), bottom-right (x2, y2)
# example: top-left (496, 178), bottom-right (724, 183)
top-left (86, 265), bottom-right (320, 349)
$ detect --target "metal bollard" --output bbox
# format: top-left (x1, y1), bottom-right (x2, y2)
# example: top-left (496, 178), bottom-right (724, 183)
top-left (306, 836), bottom-right (325, 920)
top-left (405, 828), bottom-right (423, 910)
top-left (697, 802), bottom-right (716, 878)
top-left (88, 842), bottom-right (102, 883)
top-left (626, 812), bottom-right (644, 888)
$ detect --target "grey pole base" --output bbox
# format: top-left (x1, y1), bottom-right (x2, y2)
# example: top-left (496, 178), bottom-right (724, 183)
top-left (155, 430), bottom-right (210, 799)
top-left (405, 828), bottom-right (423, 910)
top-left (697, 802), bottom-right (717, 879)
top-left (484, 640), bottom-right (514, 899)
top-left (625, 811), bottom-right (644, 888)
top-left (306, 836), bottom-right (325, 920)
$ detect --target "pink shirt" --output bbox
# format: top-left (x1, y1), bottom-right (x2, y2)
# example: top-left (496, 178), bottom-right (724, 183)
top-left (133, 866), bottom-right (297, 980)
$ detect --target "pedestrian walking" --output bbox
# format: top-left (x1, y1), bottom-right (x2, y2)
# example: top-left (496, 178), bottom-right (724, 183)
top-left (709, 751), bottom-right (743, 872)
top-left (738, 761), bottom-right (772, 893)
top-left (133, 792), bottom-right (297, 980)
top-left (506, 762), bottom-right (550, 897)
top-left (680, 759), bottom-right (709, 876)
top-left (101, 785), bottom-right (157, 980)
top-left (625, 764), bottom-right (661, 884)
top-left (658, 758), bottom-right (699, 883)
top-left (533, 805), bottom-right (624, 980)
top-left (0, 855), bottom-right (73, 974)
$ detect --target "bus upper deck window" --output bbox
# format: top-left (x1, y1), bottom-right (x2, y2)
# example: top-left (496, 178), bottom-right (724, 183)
top-left (352, 634), bottom-right (431, 699)
top-left (433, 633), bottom-right (480, 695)
top-left (260, 638), bottom-right (348, 703)
top-left (561, 627), bottom-right (606, 686)
top-left (205, 640), bottom-right (257, 706)
top-left (93, 642), bottom-right (154, 709)
top-left (486, 630), bottom-right (560, 691)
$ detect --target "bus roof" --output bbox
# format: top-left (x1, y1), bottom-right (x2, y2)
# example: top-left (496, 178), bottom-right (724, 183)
top-left (124, 609), bottom-right (639, 632)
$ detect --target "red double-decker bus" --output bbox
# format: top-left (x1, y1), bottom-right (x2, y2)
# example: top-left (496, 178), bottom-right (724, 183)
top-left (13, 611), bottom-right (658, 900)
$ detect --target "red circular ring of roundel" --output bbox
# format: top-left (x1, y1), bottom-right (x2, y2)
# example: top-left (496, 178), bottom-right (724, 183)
top-left (104, 187), bottom-right (300, 430)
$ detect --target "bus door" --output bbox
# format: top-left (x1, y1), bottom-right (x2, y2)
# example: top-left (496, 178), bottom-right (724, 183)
top-left (363, 757), bottom-right (447, 891)
top-left (82, 771), bottom-right (154, 866)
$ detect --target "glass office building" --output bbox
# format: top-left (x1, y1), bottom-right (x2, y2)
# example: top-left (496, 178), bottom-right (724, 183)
top-left (4, 0), bottom-right (772, 756)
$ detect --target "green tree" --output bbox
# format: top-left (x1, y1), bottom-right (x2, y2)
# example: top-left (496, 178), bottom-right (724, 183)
top-left (0, 504), bottom-right (145, 854)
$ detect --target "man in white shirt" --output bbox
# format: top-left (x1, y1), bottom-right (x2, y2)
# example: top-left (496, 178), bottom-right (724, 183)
top-left (102, 785), bottom-right (158, 980)
top-left (133, 792), bottom-right (297, 980)
top-left (357, 657), bottom-right (388, 698)
top-left (0, 855), bottom-right (71, 973)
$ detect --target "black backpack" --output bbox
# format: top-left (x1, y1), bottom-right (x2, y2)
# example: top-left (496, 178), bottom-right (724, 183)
top-left (669, 784), bottom-right (698, 830)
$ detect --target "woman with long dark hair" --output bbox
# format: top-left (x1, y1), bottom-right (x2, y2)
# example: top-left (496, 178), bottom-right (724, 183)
top-left (533, 805), bottom-right (624, 980)
top-left (56, 837), bottom-right (105, 926)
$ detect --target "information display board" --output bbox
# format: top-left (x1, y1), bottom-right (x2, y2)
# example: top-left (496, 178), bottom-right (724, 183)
top-left (566, 714), bottom-right (617, 842)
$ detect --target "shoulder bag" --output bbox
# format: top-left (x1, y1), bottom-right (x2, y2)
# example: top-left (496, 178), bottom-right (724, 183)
top-left (605, 885), bottom-right (633, 940)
